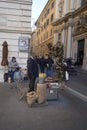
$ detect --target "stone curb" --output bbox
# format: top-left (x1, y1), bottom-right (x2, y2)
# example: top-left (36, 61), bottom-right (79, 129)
top-left (64, 86), bottom-right (87, 103)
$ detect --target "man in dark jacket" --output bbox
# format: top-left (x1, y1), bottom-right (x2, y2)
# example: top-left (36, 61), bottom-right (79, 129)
top-left (27, 52), bottom-right (39, 92)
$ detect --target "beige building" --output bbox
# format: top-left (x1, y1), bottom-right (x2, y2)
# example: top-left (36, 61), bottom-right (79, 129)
top-left (0, 0), bottom-right (32, 82)
top-left (30, 30), bottom-right (37, 54)
top-left (34, 0), bottom-right (56, 56)
top-left (31, 0), bottom-right (87, 70)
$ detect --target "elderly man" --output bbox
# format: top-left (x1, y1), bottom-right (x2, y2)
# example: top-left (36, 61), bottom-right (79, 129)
top-left (27, 52), bottom-right (39, 92)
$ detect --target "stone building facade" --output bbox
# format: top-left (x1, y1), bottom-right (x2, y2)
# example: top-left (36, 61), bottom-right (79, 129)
top-left (53, 0), bottom-right (87, 70)
top-left (0, 0), bottom-right (32, 82)
top-left (31, 0), bottom-right (87, 70)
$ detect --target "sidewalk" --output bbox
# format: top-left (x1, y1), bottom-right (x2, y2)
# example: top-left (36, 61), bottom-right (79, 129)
top-left (76, 67), bottom-right (87, 75)
top-left (65, 68), bottom-right (87, 102)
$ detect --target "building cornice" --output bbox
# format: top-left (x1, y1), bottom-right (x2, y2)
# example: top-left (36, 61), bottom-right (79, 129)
top-left (39, 35), bottom-right (54, 45)
top-left (52, 12), bottom-right (73, 26)
top-left (73, 31), bottom-right (87, 40)
top-left (52, 3), bottom-right (87, 26)
top-left (0, 29), bottom-right (31, 35)
top-left (0, 0), bottom-right (32, 5)
top-left (73, 28), bottom-right (87, 37)
top-left (73, 2), bottom-right (87, 17)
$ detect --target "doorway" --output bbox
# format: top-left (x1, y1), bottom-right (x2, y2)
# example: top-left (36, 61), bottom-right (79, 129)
top-left (77, 39), bottom-right (84, 66)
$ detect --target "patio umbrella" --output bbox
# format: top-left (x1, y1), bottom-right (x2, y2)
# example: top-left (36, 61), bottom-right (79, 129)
top-left (1, 41), bottom-right (8, 66)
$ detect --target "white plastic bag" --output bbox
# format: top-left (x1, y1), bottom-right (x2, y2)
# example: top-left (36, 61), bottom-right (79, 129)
top-left (65, 71), bottom-right (69, 81)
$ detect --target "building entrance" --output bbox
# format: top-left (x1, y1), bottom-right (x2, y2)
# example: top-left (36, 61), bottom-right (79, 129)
top-left (77, 39), bottom-right (84, 66)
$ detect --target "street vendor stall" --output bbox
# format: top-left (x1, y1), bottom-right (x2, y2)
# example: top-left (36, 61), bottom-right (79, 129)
top-left (45, 77), bottom-right (59, 100)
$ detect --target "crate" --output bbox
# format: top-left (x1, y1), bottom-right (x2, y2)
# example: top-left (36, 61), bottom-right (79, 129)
top-left (46, 83), bottom-right (59, 101)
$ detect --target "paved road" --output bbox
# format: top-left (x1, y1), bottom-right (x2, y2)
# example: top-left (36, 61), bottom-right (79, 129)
top-left (65, 71), bottom-right (87, 103)
top-left (0, 84), bottom-right (87, 130)
top-left (67, 73), bottom-right (87, 94)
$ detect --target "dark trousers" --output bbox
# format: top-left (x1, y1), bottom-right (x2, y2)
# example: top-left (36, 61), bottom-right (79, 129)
top-left (29, 77), bottom-right (36, 92)
top-left (40, 66), bottom-right (44, 73)
top-left (46, 67), bottom-right (52, 77)
top-left (8, 70), bottom-right (15, 82)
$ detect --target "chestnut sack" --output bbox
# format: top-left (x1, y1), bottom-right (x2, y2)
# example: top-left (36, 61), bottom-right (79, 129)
top-left (27, 91), bottom-right (38, 107)
top-left (36, 83), bottom-right (47, 104)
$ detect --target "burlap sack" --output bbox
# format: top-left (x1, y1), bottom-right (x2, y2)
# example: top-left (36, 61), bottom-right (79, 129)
top-left (26, 91), bottom-right (38, 107)
top-left (36, 83), bottom-right (47, 104)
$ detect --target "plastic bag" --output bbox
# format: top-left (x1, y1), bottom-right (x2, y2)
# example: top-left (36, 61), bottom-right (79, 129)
top-left (65, 71), bottom-right (69, 81)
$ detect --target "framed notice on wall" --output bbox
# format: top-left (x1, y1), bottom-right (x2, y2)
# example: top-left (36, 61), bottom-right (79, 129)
top-left (18, 36), bottom-right (29, 52)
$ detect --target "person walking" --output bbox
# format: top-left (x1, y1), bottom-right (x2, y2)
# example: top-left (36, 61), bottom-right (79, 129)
top-left (8, 57), bottom-right (19, 82)
top-left (27, 52), bottom-right (39, 92)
